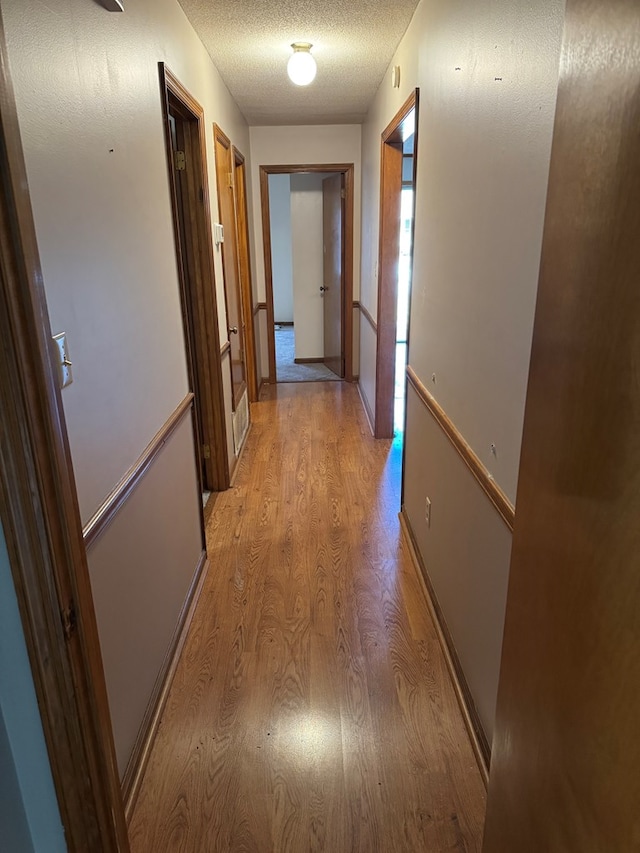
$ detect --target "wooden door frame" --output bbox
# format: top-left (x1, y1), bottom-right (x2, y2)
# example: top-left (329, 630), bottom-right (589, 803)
top-left (213, 123), bottom-right (248, 412)
top-left (159, 64), bottom-right (230, 491)
top-left (232, 147), bottom-right (259, 403)
top-left (259, 163), bottom-right (355, 384)
top-left (375, 89), bottom-right (419, 439)
top-left (0, 13), bottom-right (129, 851)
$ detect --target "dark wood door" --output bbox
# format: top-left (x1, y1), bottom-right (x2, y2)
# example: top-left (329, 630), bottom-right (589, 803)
top-left (214, 125), bottom-right (246, 411)
top-left (483, 1), bottom-right (640, 850)
top-left (322, 174), bottom-right (344, 378)
top-left (167, 108), bottom-right (207, 487)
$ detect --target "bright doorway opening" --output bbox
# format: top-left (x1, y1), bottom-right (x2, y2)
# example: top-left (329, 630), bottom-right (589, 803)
top-left (374, 90), bottom-right (418, 444)
top-left (395, 136), bottom-right (415, 436)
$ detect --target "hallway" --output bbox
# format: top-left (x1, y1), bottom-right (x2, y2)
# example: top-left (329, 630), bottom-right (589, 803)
top-left (128, 382), bottom-right (486, 851)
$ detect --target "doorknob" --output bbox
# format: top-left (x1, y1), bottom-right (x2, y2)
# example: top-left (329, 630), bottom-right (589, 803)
top-left (320, 286), bottom-right (328, 292)
top-left (229, 326), bottom-right (238, 335)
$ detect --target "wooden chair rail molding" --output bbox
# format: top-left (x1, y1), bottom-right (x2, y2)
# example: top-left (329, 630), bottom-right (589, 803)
top-left (399, 510), bottom-right (490, 783)
top-left (406, 366), bottom-right (515, 532)
top-left (220, 340), bottom-right (231, 357)
top-left (83, 393), bottom-right (194, 548)
top-left (359, 301), bottom-right (377, 334)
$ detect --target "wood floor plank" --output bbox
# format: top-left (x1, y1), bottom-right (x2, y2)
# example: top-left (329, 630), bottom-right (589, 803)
top-left (128, 382), bottom-right (486, 852)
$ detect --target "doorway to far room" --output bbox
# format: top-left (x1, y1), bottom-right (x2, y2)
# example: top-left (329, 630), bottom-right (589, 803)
top-left (260, 163), bottom-right (355, 385)
top-left (269, 171), bottom-right (342, 382)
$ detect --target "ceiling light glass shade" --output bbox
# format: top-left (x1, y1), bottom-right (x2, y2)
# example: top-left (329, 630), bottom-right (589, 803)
top-left (287, 43), bottom-right (316, 86)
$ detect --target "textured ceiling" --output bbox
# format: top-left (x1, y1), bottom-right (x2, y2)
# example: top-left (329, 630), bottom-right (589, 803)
top-left (177, 0), bottom-right (421, 125)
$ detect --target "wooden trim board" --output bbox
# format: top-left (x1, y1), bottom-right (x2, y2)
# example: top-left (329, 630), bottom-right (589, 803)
top-left (357, 382), bottom-right (375, 436)
top-left (232, 146), bottom-right (259, 403)
top-left (160, 64), bottom-right (229, 492)
top-left (262, 162), bottom-right (354, 175)
top-left (220, 340), bottom-right (231, 357)
top-left (83, 394), bottom-right (194, 549)
top-left (123, 550), bottom-right (209, 820)
top-left (294, 357), bottom-right (324, 364)
top-left (406, 366), bottom-right (515, 531)
top-left (399, 509), bottom-right (490, 785)
top-left (359, 301), bottom-right (377, 334)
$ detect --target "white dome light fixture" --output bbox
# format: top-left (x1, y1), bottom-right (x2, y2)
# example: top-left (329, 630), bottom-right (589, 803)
top-left (287, 43), bottom-right (317, 86)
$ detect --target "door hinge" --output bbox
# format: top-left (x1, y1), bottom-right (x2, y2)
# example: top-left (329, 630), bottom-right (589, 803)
top-left (202, 444), bottom-right (211, 459)
top-left (340, 188), bottom-right (345, 199)
top-left (62, 602), bottom-right (77, 642)
top-left (174, 150), bottom-right (186, 171)
top-left (228, 171), bottom-right (233, 189)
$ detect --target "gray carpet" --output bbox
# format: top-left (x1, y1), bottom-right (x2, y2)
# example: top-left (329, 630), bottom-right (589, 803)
top-left (275, 327), bottom-right (340, 382)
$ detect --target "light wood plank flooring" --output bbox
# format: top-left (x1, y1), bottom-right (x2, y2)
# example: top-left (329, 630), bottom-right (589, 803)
top-left (128, 382), bottom-right (486, 851)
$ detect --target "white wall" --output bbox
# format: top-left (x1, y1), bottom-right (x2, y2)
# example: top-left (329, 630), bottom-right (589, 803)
top-left (3, 0), bottom-right (253, 772)
top-left (249, 125), bottom-right (362, 377)
top-left (359, 0), bottom-right (565, 739)
top-left (0, 523), bottom-right (66, 852)
top-left (268, 174), bottom-right (294, 323)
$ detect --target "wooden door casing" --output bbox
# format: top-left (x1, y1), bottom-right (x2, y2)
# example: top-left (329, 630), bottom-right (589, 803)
top-left (160, 65), bottom-right (230, 492)
top-left (259, 163), bottom-right (354, 386)
top-left (232, 149), bottom-right (259, 403)
top-left (375, 90), bottom-right (419, 440)
top-left (214, 124), bottom-right (246, 412)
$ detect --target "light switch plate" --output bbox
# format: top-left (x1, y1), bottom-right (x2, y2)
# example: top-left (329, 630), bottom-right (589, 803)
top-left (53, 332), bottom-right (73, 388)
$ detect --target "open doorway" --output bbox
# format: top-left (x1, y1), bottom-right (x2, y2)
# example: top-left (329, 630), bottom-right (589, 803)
top-left (375, 90), bottom-right (419, 442)
top-left (395, 130), bottom-right (416, 435)
top-left (260, 164), bottom-right (355, 384)
top-left (268, 171), bottom-right (343, 382)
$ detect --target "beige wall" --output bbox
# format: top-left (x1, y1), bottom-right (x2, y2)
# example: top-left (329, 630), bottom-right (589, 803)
top-left (88, 417), bottom-right (202, 771)
top-left (359, 0), bottom-right (565, 740)
top-left (3, 0), bottom-right (252, 772)
top-left (403, 387), bottom-right (514, 734)
top-left (249, 125), bottom-right (362, 378)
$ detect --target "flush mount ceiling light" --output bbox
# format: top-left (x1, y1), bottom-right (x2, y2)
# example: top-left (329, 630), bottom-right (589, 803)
top-left (287, 43), bottom-right (317, 86)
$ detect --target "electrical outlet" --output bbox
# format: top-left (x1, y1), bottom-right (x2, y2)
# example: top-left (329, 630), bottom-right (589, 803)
top-left (425, 496), bottom-right (431, 527)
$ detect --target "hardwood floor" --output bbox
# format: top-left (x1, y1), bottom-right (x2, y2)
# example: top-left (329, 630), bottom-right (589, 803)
top-left (128, 382), bottom-right (486, 852)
